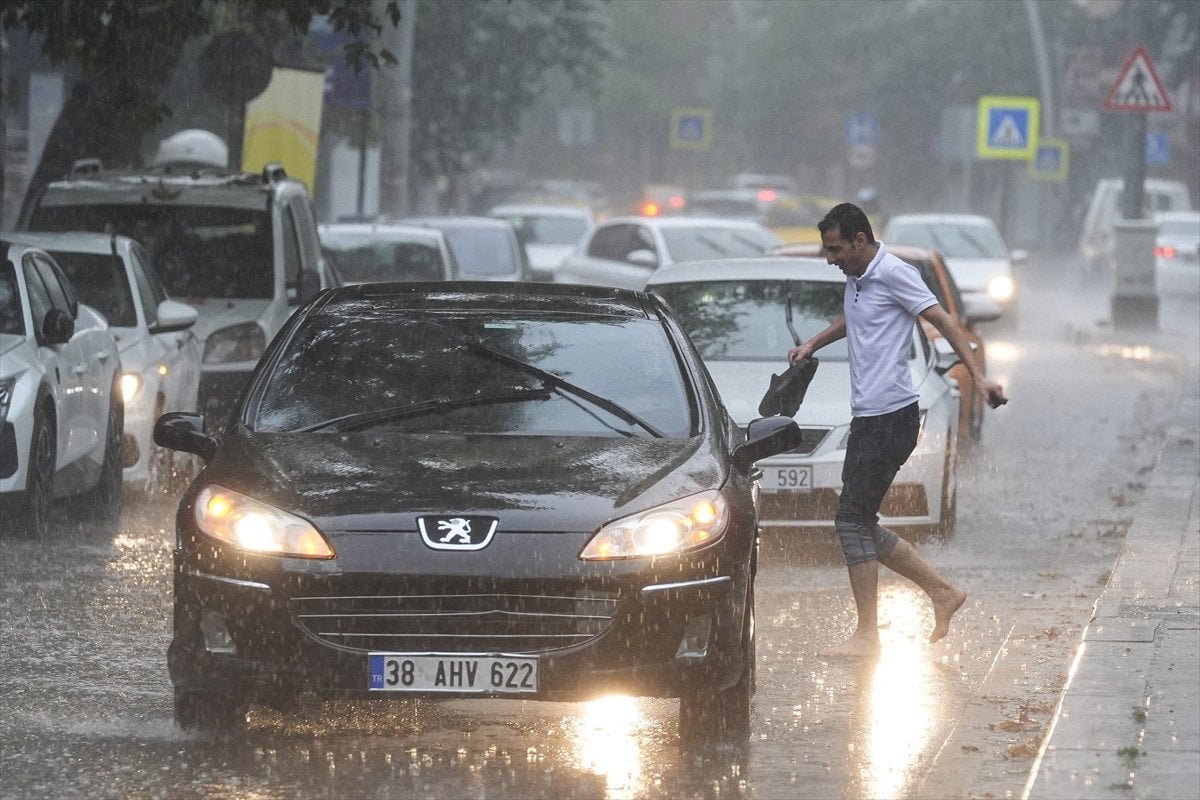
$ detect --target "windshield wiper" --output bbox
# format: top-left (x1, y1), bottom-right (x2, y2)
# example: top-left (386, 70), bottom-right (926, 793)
top-left (292, 387), bottom-right (553, 433)
top-left (459, 338), bottom-right (666, 438)
top-left (783, 281), bottom-right (802, 346)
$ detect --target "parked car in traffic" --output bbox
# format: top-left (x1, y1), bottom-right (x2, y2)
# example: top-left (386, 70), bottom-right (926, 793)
top-left (0, 237), bottom-right (123, 537)
top-left (1153, 210), bottom-right (1200, 294)
top-left (685, 189), bottom-right (770, 223)
top-left (646, 257), bottom-right (962, 540)
top-left (153, 280), bottom-right (803, 741)
top-left (399, 216), bottom-right (530, 282)
top-left (1079, 178), bottom-right (1193, 271)
top-left (882, 213), bottom-right (1023, 321)
top-left (5, 232), bottom-right (201, 495)
top-left (763, 195), bottom-right (842, 244)
top-left (769, 242), bottom-right (999, 442)
top-left (487, 203), bottom-right (594, 282)
top-left (18, 150), bottom-right (331, 428)
top-left (557, 216), bottom-right (782, 290)
top-left (318, 222), bottom-right (456, 285)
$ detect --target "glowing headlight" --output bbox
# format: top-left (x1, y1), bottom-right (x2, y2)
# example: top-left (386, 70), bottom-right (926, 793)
top-left (988, 275), bottom-right (1015, 302)
top-left (194, 485), bottom-right (334, 559)
top-left (580, 491), bottom-right (729, 561)
top-left (203, 322), bottom-right (266, 364)
top-left (120, 372), bottom-right (142, 404)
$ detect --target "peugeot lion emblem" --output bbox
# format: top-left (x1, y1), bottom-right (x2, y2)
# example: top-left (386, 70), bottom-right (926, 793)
top-left (417, 515), bottom-right (499, 551)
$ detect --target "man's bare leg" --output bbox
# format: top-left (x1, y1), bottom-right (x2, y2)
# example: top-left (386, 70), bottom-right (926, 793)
top-left (878, 538), bottom-right (967, 642)
top-left (823, 560), bottom-right (882, 657)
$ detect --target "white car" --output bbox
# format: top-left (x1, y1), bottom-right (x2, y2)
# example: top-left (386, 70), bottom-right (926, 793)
top-left (557, 216), bottom-right (782, 290)
top-left (646, 257), bottom-right (961, 540)
top-left (1079, 178), bottom-right (1192, 270)
top-left (5, 232), bottom-right (201, 494)
top-left (882, 214), bottom-right (1024, 319)
top-left (488, 203), bottom-right (594, 282)
top-left (319, 222), bottom-right (456, 284)
top-left (1153, 210), bottom-right (1200, 294)
top-left (0, 238), bottom-right (123, 537)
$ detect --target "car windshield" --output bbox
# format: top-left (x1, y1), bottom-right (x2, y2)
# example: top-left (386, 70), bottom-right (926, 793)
top-left (28, 204), bottom-right (273, 299)
top-left (254, 304), bottom-right (694, 437)
top-left (45, 251), bottom-right (137, 327)
top-left (1158, 216), bottom-right (1200, 238)
top-left (507, 215), bottom-right (589, 245)
top-left (0, 260), bottom-right (23, 335)
top-left (652, 279), bottom-right (849, 361)
top-left (443, 228), bottom-right (516, 276)
top-left (661, 227), bottom-right (780, 261)
top-left (886, 221), bottom-right (1008, 259)
top-left (320, 232), bottom-right (446, 283)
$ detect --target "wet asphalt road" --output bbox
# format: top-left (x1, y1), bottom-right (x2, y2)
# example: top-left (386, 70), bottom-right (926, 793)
top-left (2, 251), bottom-right (1196, 800)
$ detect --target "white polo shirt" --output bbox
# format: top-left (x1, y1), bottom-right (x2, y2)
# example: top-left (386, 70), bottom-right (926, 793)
top-left (844, 242), bottom-right (937, 417)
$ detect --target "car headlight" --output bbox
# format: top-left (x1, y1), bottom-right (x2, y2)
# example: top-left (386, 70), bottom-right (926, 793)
top-left (988, 275), bottom-right (1015, 302)
top-left (120, 372), bottom-right (142, 404)
top-left (194, 484), bottom-right (334, 559)
top-left (203, 322), bottom-right (266, 364)
top-left (0, 378), bottom-right (13, 425)
top-left (579, 491), bottom-right (728, 561)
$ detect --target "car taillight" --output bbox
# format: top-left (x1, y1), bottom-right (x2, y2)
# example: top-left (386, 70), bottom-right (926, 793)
top-left (757, 189), bottom-right (777, 203)
top-left (1155, 245), bottom-right (1176, 259)
top-left (668, 195), bottom-right (685, 209)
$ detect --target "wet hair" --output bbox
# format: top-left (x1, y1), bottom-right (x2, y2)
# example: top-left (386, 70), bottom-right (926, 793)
top-left (818, 202), bottom-right (874, 243)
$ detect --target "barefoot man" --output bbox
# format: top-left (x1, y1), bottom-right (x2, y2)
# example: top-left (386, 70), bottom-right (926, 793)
top-left (787, 203), bottom-right (1008, 657)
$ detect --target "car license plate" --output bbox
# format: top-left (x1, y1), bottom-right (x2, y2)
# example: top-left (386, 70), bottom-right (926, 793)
top-left (760, 465), bottom-right (813, 491)
top-left (368, 653), bottom-right (538, 694)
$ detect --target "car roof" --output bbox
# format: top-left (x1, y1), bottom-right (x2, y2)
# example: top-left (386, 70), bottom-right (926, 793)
top-left (885, 213), bottom-right (999, 227)
top-left (602, 215), bottom-right (772, 230)
top-left (487, 204), bottom-right (593, 218)
top-left (3, 230), bottom-right (135, 256)
top-left (318, 222), bottom-right (445, 241)
top-left (400, 216), bottom-right (514, 231)
top-left (646, 256), bottom-right (839, 285)
top-left (34, 170), bottom-right (277, 211)
top-left (318, 280), bottom-right (659, 318)
top-left (1154, 210), bottom-right (1200, 223)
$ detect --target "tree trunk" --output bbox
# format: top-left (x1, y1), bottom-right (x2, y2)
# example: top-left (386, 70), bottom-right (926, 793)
top-left (377, 0), bottom-right (417, 218)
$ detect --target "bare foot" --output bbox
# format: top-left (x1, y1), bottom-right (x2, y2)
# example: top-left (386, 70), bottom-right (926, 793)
top-left (930, 586), bottom-right (968, 643)
top-left (821, 632), bottom-right (881, 659)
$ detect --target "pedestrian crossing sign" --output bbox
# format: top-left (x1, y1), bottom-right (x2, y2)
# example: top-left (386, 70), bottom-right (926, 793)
top-left (1029, 138), bottom-right (1069, 181)
top-left (1104, 45), bottom-right (1172, 113)
top-left (976, 96), bottom-right (1040, 160)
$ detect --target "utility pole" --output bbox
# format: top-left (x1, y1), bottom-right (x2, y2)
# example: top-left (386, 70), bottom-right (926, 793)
top-left (378, 0), bottom-right (416, 218)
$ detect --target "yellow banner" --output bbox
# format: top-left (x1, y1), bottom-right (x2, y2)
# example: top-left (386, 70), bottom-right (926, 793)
top-left (242, 67), bottom-right (325, 196)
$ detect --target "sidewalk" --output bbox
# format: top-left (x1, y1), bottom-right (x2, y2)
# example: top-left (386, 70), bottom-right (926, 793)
top-left (1024, 325), bottom-right (1200, 800)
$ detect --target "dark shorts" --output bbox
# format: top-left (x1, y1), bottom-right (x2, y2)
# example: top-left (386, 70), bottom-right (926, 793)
top-left (834, 402), bottom-right (919, 565)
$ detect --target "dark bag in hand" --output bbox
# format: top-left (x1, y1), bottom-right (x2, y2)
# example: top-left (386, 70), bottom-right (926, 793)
top-left (758, 357), bottom-right (819, 418)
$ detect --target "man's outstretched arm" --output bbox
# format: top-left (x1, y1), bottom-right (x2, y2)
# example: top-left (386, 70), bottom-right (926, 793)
top-left (787, 316), bottom-right (847, 365)
top-left (919, 305), bottom-right (1008, 408)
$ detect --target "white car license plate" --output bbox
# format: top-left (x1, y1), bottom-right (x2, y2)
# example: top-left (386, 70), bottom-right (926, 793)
top-left (368, 653), bottom-right (538, 693)
top-left (760, 465), bottom-right (813, 492)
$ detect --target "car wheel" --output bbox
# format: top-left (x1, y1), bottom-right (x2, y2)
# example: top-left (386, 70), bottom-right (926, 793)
top-left (15, 408), bottom-right (56, 539)
top-left (935, 437), bottom-right (958, 540)
top-left (87, 385), bottom-right (124, 533)
top-left (678, 584), bottom-right (754, 743)
top-left (174, 688), bottom-right (248, 732)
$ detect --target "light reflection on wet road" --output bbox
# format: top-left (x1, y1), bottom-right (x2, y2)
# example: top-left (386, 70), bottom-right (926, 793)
top-left (2, 252), bottom-right (1196, 799)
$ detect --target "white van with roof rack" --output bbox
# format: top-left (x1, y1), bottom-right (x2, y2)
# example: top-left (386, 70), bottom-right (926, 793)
top-left (18, 138), bottom-right (332, 427)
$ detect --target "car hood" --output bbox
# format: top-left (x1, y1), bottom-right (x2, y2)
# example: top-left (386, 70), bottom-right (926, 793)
top-left (940, 256), bottom-right (1011, 292)
top-left (173, 297), bottom-right (272, 343)
top-left (204, 429), bottom-right (722, 533)
top-left (703, 359), bottom-right (852, 427)
top-left (525, 243), bottom-right (575, 270)
top-left (0, 333), bottom-right (26, 361)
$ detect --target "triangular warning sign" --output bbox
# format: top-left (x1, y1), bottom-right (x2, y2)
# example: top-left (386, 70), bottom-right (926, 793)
top-left (1104, 45), bottom-right (1173, 112)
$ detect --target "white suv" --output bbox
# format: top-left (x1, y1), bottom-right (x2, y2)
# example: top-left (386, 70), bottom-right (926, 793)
top-left (1, 238), bottom-right (123, 537)
top-left (5, 232), bottom-right (202, 494)
top-left (19, 160), bottom-right (330, 427)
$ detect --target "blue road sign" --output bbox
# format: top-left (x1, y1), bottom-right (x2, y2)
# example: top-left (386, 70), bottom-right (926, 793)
top-left (1146, 132), bottom-right (1169, 166)
top-left (845, 113), bottom-right (879, 147)
top-left (670, 107), bottom-right (712, 151)
top-left (1029, 138), bottom-right (1068, 181)
top-left (976, 96), bottom-right (1040, 160)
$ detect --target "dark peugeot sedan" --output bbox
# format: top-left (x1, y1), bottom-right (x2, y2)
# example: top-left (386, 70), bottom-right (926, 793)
top-left (154, 281), bottom-right (801, 741)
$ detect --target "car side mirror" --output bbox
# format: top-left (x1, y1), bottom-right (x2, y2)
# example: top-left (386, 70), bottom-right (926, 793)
top-left (626, 249), bottom-right (658, 269)
top-left (41, 308), bottom-right (74, 344)
top-left (154, 412), bottom-right (218, 460)
top-left (962, 294), bottom-right (1002, 325)
top-left (732, 416), bottom-right (805, 472)
top-left (933, 337), bottom-right (961, 374)
top-left (149, 299), bottom-right (198, 334)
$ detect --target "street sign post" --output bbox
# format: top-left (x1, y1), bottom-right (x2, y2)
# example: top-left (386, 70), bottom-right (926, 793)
top-left (976, 96), bottom-right (1040, 160)
top-left (670, 107), bottom-right (712, 151)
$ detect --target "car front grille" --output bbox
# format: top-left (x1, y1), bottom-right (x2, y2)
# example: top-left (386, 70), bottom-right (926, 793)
top-left (758, 483), bottom-right (930, 522)
top-left (290, 590), bottom-right (620, 655)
